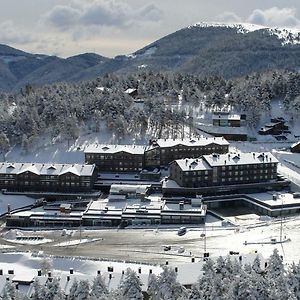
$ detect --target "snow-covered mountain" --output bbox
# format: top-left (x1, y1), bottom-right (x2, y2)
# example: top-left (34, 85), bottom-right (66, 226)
top-left (2, 22), bottom-right (300, 90)
top-left (190, 22), bottom-right (300, 45)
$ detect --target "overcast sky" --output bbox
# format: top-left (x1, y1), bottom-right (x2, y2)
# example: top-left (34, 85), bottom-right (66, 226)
top-left (2, 0), bottom-right (300, 58)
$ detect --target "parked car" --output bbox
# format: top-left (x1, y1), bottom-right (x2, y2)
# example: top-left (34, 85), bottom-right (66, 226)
top-left (178, 247), bottom-right (185, 253)
top-left (177, 227), bottom-right (187, 236)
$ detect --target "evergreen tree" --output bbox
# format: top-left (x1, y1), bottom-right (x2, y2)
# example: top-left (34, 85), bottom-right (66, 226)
top-left (156, 267), bottom-right (187, 300)
top-left (90, 274), bottom-right (108, 300)
top-left (69, 278), bottom-right (79, 300)
top-left (119, 268), bottom-right (143, 300)
top-left (76, 279), bottom-right (90, 300)
top-left (0, 133), bottom-right (9, 161)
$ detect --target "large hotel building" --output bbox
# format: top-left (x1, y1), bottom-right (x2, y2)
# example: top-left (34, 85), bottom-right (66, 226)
top-left (84, 137), bottom-right (229, 172)
top-left (169, 152), bottom-right (278, 188)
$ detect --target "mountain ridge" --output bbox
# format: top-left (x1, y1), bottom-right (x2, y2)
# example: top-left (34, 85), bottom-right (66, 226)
top-left (2, 22), bottom-right (300, 90)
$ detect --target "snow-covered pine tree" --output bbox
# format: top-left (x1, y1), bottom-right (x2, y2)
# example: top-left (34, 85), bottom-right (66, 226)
top-left (0, 132), bottom-right (10, 161)
top-left (90, 273), bottom-right (108, 300)
top-left (45, 278), bottom-right (64, 300)
top-left (147, 273), bottom-right (158, 299)
top-left (69, 278), bottom-right (79, 300)
top-left (75, 279), bottom-right (91, 300)
top-left (156, 266), bottom-right (187, 300)
top-left (40, 256), bottom-right (52, 276)
top-left (119, 268), bottom-right (143, 300)
top-left (287, 262), bottom-right (300, 299)
top-left (31, 279), bottom-right (43, 300)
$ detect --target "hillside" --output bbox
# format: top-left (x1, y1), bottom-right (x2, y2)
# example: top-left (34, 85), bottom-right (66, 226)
top-left (2, 23), bottom-right (300, 90)
top-left (0, 44), bottom-right (110, 91)
top-left (116, 23), bottom-right (300, 78)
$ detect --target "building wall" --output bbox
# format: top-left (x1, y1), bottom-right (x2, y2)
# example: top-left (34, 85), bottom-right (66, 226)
top-left (213, 118), bottom-right (241, 127)
top-left (85, 151), bottom-right (144, 172)
top-left (159, 143), bottom-right (229, 166)
top-left (170, 161), bottom-right (278, 188)
top-left (0, 170), bottom-right (96, 193)
top-left (86, 142), bottom-right (229, 170)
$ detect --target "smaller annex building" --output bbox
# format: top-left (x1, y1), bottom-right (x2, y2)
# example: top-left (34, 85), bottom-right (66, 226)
top-left (6, 185), bottom-right (207, 228)
top-left (212, 112), bottom-right (245, 127)
top-left (0, 162), bottom-right (96, 193)
top-left (84, 144), bottom-right (146, 172)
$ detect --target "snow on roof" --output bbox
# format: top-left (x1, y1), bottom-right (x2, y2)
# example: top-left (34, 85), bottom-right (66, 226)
top-left (84, 144), bottom-right (146, 155)
top-left (291, 141), bottom-right (300, 148)
top-left (155, 137), bottom-right (229, 148)
top-left (175, 158), bottom-right (212, 172)
top-left (124, 88), bottom-right (137, 94)
top-left (174, 152), bottom-right (278, 171)
top-left (110, 184), bottom-right (151, 195)
top-left (250, 192), bottom-right (300, 207)
top-left (204, 152), bottom-right (278, 167)
top-left (0, 162), bottom-right (95, 177)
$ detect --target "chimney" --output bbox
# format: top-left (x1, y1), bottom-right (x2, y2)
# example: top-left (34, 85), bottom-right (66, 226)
top-left (97, 270), bottom-right (101, 275)
top-left (175, 267), bottom-right (178, 273)
top-left (109, 274), bottom-right (112, 280)
top-left (149, 269), bottom-right (152, 274)
top-left (37, 270), bottom-right (42, 276)
top-left (191, 257), bottom-right (195, 263)
top-left (69, 268), bottom-right (73, 275)
top-left (48, 271), bottom-right (51, 278)
top-left (108, 266), bottom-right (113, 272)
top-left (166, 261), bottom-right (169, 265)
top-left (67, 276), bottom-right (70, 282)
top-left (138, 267), bottom-right (141, 274)
top-left (179, 201), bottom-right (184, 210)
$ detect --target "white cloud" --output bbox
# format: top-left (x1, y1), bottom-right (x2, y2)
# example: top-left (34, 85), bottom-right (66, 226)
top-left (43, 5), bottom-right (81, 31)
top-left (0, 20), bottom-right (35, 45)
top-left (42, 0), bottom-right (163, 31)
top-left (247, 7), bottom-right (300, 27)
top-left (216, 11), bottom-right (242, 23)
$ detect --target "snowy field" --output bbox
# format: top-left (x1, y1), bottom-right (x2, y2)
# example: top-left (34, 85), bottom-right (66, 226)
top-left (0, 212), bottom-right (300, 266)
top-left (0, 251), bottom-right (162, 280)
top-left (53, 238), bottom-right (102, 247)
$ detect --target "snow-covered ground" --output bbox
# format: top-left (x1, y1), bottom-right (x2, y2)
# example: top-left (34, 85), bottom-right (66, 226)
top-left (53, 238), bottom-right (102, 247)
top-left (190, 22), bottom-right (300, 46)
